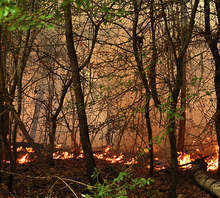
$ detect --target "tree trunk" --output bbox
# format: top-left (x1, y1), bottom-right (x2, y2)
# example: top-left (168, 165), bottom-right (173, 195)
top-left (178, 1), bottom-right (188, 153)
top-left (48, 79), bottom-right (72, 166)
top-left (149, 0), bottom-right (160, 108)
top-left (168, 100), bottom-right (178, 198)
top-left (159, 1), bottom-right (199, 196)
top-left (132, 0), bottom-right (154, 176)
top-left (0, 26), bottom-right (10, 184)
top-left (204, 0), bottom-right (220, 172)
top-left (193, 159), bottom-right (220, 197)
top-left (30, 87), bottom-right (44, 140)
top-left (63, 1), bottom-right (101, 184)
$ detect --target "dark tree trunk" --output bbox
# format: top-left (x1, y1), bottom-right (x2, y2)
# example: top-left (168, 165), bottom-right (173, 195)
top-left (63, 1), bottom-right (101, 184)
top-left (149, 0), bottom-right (160, 108)
top-left (178, 2), bottom-right (187, 153)
top-left (0, 26), bottom-right (10, 184)
top-left (132, 0), bottom-right (154, 176)
top-left (48, 79), bottom-right (72, 166)
top-left (159, 1), bottom-right (199, 197)
top-left (204, 0), bottom-right (220, 173)
top-left (168, 99), bottom-right (178, 198)
top-left (145, 99), bottom-right (154, 176)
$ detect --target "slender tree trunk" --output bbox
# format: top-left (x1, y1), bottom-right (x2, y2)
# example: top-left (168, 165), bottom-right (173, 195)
top-left (159, 1), bottom-right (199, 196)
top-left (178, 1), bottom-right (188, 153)
top-left (30, 87), bottom-right (44, 140)
top-left (168, 99), bottom-right (178, 198)
top-left (48, 79), bottom-right (72, 166)
top-left (204, 0), bottom-right (220, 173)
top-left (0, 26), bottom-right (10, 185)
top-left (132, 0), bottom-right (154, 176)
top-left (149, 0), bottom-right (160, 108)
top-left (63, 1), bottom-right (101, 184)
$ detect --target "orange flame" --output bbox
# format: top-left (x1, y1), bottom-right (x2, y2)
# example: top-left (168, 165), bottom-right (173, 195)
top-left (206, 145), bottom-right (219, 171)
top-left (17, 154), bottom-right (29, 164)
top-left (178, 152), bottom-right (192, 169)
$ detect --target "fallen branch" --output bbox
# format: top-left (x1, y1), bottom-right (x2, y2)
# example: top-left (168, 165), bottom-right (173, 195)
top-left (192, 159), bottom-right (220, 198)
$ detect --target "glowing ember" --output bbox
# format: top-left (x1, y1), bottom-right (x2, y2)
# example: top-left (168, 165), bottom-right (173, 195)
top-left (206, 145), bottom-right (219, 171)
top-left (26, 147), bottom-right (34, 153)
top-left (104, 146), bottom-right (111, 153)
top-left (124, 157), bottom-right (137, 165)
top-left (206, 157), bottom-right (218, 171)
top-left (53, 151), bottom-right (74, 159)
top-left (106, 154), bottom-right (124, 164)
top-left (17, 154), bottom-right (29, 164)
top-left (17, 146), bottom-right (23, 152)
top-left (56, 144), bottom-right (62, 149)
top-left (178, 152), bottom-right (192, 169)
top-left (76, 153), bottom-right (84, 159)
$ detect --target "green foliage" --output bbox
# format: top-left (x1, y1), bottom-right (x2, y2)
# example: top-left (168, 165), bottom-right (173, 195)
top-left (0, 0), bottom-right (17, 20)
top-left (84, 170), bottom-right (154, 198)
top-left (0, 0), bottom-right (53, 31)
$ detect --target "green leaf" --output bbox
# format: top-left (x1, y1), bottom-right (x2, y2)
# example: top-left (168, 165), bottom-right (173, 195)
top-left (8, 25), bottom-right (16, 31)
top-left (46, 24), bottom-right (53, 29)
top-left (206, 91), bottom-right (211, 96)
top-left (3, 7), bottom-right (9, 17)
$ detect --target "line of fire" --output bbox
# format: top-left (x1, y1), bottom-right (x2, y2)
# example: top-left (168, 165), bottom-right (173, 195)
top-left (0, 0), bottom-right (219, 197)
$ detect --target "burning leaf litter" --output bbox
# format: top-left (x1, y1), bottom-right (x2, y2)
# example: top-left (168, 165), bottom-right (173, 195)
top-left (15, 145), bottom-right (219, 171)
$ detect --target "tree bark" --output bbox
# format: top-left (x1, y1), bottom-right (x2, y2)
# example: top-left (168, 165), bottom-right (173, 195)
top-left (63, 1), bottom-right (101, 184)
top-left (149, 0), bottom-right (160, 108)
top-left (48, 79), bottom-right (72, 166)
top-left (0, 26), bottom-right (11, 184)
top-left (178, 1), bottom-right (188, 153)
top-left (193, 159), bottom-right (220, 197)
top-left (159, 1), bottom-right (200, 197)
top-left (204, 0), bottom-right (220, 173)
top-left (132, 0), bottom-right (154, 176)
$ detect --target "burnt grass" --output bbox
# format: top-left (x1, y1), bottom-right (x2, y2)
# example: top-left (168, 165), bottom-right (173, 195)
top-left (0, 154), bottom-right (218, 198)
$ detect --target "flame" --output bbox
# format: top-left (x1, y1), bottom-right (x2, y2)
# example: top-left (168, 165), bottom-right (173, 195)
top-left (53, 151), bottom-right (74, 159)
top-left (206, 145), bottom-right (219, 171)
top-left (14, 144), bottom-right (217, 171)
top-left (17, 153), bottom-right (29, 164)
top-left (104, 146), bottom-right (111, 153)
top-left (26, 147), bottom-right (34, 153)
top-left (17, 146), bottom-right (23, 152)
top-left (178, 152), bottom-right (192, 169)
top-left (15, 144), bottom-right (220, 172)
top-left (124, 157), bottom-right (137, 165)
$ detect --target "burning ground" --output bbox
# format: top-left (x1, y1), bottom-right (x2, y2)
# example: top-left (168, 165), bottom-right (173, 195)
top-left (0, 143), bottom-right (219, 197)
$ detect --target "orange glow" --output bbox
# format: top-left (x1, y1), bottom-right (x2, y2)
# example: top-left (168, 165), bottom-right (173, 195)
top-left (17, 146), bottom-right (23, 152)
top-left (104, 146), bottom-right (111, 153)
top-left (124, 157), bottom-right (137, 165)
top-left (53, 151), bottom-right (74, 159)
top-left (178, 152), bottom-right (192, 169)
top-left (206, 157), bottom-right (218, 171)
top-left (17, 154), bottom-right (29, 164)
top-left (15, 144), bottom-right (220, 171)
top-left (106, 154), bottom-right (124, 164)
top-left (206, 145), bottom-right (219, 171)
top-left (26, 147), bottom-right (34, 153)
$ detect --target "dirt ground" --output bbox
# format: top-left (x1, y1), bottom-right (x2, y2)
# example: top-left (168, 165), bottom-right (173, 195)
top-left (0, 153), bottom-right (218, 198)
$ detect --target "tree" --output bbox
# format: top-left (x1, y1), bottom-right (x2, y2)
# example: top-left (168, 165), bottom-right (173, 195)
top-left (159, 0), bottom-right (200, 196)
top-left (63, 0), bottom-right (104, 184)
top-left (132, 0), bottom-right (157, 176)
top-left (203, 0), bottom-right (220, 172)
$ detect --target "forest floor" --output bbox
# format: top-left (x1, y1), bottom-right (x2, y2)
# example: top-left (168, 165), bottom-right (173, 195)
top-left (0, 149), bottom-right (218, 198)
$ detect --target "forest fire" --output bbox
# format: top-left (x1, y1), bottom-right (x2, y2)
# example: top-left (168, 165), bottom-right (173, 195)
top-left (178, 147), bottom-right (219, 171)
top-left (205, 145), bottom-right (219, 171)
top-left (15, 145), bottom-right (219, 171)
top-left (17, 153), bottom-right (30, 164)
top-left (178, 152), bottom-right (192, 169)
